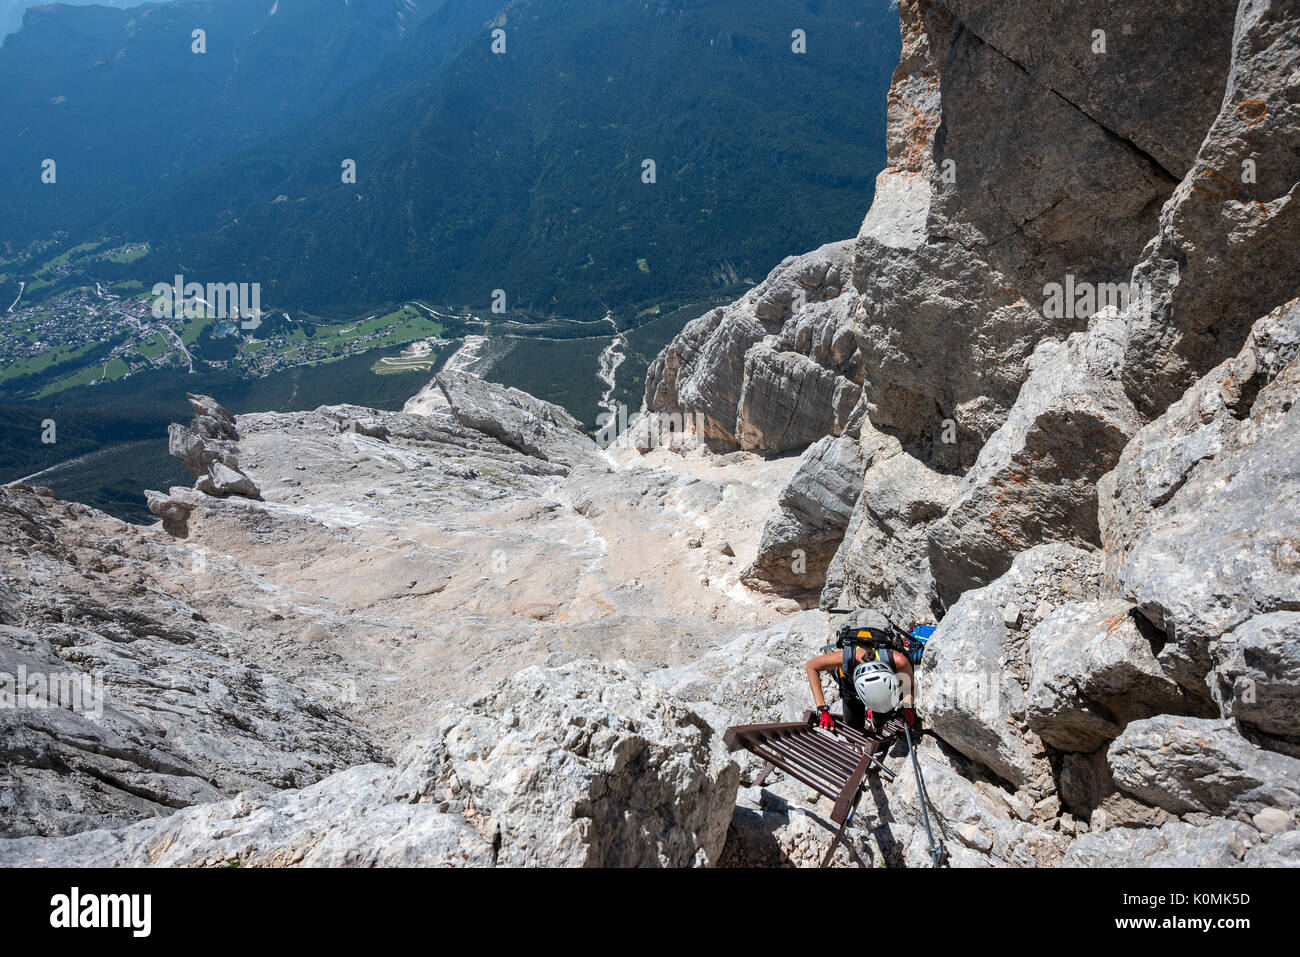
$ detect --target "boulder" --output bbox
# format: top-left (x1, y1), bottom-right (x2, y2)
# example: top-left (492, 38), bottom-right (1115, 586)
top-left (337, 415), bottom-right (392, 441)
top-left (185, 392), bottom-right (239, 441)
top-left (167, 422), bottom-right (236, 479)
top-left (397, 660), bottom-right (740, 866)
top-left (1064, 819), bottom-right (1260, 868)
top-left (436, 369), bottom-right (602, 468)
top-left (1108, 716), bottom-right (1300, 817)
top-left (195, 460), bottom-right (262, 499)
top-left (144, 489), bottom-right (193, 537)
top-left (647, 612), bottom-right (836, 734)
top-left (1026, 601), bottom-right (1194, 752)
top-left (743, 436), bottom-right (864, 592)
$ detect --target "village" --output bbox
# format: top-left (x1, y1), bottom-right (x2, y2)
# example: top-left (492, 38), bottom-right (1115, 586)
top-left (0, 273), bottom-right (454, 399)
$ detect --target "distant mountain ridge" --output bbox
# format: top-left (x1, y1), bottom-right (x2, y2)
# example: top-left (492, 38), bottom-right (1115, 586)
top-left (2, 0), bottom-right (901, 317)
top-left (1, 0), bottom-right (447, 246)
top-left (1, 0), bottom-right (130, 39)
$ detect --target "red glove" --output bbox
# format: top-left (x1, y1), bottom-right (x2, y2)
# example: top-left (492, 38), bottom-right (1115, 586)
top-left (902, 706), bottom-right (916, 727)
top-left (817, 707), bottom-right (835, 731)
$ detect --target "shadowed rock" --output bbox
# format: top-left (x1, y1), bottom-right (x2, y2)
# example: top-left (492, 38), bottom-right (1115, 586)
top-left (927, 309), bottom-right (1144, 603)
top-left (743, 435), bottom-right (864, 593)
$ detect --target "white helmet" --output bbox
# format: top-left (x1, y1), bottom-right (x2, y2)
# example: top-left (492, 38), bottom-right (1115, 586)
top-left (852, 661), bottom-right (902, 712)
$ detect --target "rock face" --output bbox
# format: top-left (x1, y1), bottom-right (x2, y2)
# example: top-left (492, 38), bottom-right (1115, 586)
top-left (1114, 313), bottom-right (1300, 693)
top-left (854, 15), bottom-right (1172, 460)
top-left (0, 485), bottom-right (382, 839)
top-left (650, 0), bottom-right (1275, 644)
top-left (823, 428), bottom-right (960, 623)
top-left (644, 241), bottom-right (860, 452)
top-left (844, 0), bottom-right (1228, 468)
top-left (927, 310), bottom-right (1145, 603)
top-left (736, 291), bottom-right (864, 453)
top-left (0, 661), bottom-right (739, 868)
top-left (4, 0), bottom-right (1298, 870)
top-left (1121, 0), bottom-right (1300, 416)
top-left (636, 0), bottom-right (1299, 870)
top-left (943, 1), bottom-right (1236, 176)
top-left (1108, 716), bottom-right (1300, 818)
top-left (1099, 299), bottom-right (1300, 583)
top-left (646, 0), bottom-right (1291, 599)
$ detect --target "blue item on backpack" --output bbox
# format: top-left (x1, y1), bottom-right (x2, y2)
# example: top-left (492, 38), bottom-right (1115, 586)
top-left (902, 625), bottom-right (935, 666)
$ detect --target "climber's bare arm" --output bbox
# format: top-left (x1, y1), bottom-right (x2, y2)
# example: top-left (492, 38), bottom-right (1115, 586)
top-left (805, 652), bottom-right (840, 709)
top-left (897, 652), bottom-right (916, 708)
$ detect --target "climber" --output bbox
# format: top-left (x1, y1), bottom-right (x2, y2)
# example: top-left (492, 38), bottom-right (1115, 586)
top-left (805, 616), bottom-right (916, 734)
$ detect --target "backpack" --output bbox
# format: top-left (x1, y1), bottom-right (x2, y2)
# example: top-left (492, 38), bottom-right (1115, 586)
top-left (832, 610), bottom-right (901, 676)
top-left (830, 611), bottom-right (934, 671)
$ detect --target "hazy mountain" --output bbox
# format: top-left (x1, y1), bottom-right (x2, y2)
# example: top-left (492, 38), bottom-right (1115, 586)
top-left (1, 0), bottom-right (132, 39)
top-left (0, 0), bottom-right (448, 244)
top-left (127, 0), bottom-right (901, 316)
top-left (4, 0), bottom-right (900, 317)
